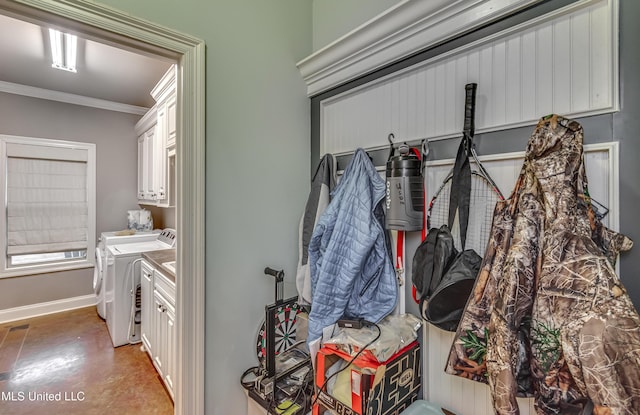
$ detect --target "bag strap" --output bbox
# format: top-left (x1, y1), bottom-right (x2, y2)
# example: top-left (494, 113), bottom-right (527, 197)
top-left (448, 137), bottom-right (471, 250)
top-left (411, 145), bottom-right (426, 304)
top-left (448, 84), bottom-right (476, 250)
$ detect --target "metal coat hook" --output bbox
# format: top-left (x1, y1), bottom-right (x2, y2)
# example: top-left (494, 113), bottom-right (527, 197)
top-left (387, 133), bottom-right (396, 159)
top-left (421, 139), bottom-right (429, 158)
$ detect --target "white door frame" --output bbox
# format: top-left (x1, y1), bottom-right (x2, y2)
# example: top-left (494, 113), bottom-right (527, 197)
top-left (0, 1), bottom-right (206, 414)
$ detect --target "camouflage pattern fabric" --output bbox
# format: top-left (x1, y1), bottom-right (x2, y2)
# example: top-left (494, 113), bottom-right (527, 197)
top-left (444, 115), bottom-right (640, 414)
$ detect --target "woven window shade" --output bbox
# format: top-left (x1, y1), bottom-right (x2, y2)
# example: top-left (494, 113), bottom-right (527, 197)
top-left (6, 156), bottom-right (88, 256)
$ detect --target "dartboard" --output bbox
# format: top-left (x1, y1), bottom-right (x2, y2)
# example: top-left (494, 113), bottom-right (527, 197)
top-left (256, 302), bottom-right (301, 367)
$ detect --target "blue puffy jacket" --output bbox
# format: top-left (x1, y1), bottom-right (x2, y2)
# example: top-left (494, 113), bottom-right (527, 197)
top-left (307, 148), bottom-right (397, 341)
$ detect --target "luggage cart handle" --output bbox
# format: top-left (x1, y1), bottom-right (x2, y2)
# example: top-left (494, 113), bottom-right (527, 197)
top-left (264, 267), bottom-right (284, 303)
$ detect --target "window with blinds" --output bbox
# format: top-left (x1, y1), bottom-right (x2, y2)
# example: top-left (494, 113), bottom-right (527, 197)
top-left (0, 135), bottom-right (96, 277)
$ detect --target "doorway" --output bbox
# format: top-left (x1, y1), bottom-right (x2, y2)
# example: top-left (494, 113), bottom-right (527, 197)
top-left (0, 1), bottom-right (205, 414)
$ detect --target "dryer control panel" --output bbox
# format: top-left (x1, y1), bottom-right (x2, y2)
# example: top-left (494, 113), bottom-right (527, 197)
top-left (158, 228), bottom-right (177, 247)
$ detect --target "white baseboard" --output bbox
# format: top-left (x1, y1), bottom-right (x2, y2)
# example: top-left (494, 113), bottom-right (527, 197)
top-left (0, 294), bottom-right (97, 324)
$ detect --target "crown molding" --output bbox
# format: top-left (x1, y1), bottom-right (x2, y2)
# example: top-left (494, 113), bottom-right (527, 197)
top-left (0, 80), bottom-right (149, 115)
top-left (151, 64), bottom-right (177, 102)
top-left (297, 0), bottom-right (542, 97)
top-left (135, 105), bottom-right (158, 134)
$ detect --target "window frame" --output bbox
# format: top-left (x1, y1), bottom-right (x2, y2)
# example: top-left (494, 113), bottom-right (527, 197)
top-left (0, 134), bottom-right (96, 278)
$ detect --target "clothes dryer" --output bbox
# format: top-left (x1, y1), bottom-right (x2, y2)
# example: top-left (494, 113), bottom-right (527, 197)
top-left (94, 230), bottom-right (160, 319)
top-left (105, 229), bottom-right (176, 347)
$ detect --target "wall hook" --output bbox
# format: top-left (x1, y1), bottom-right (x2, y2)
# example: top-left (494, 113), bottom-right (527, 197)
top-left (421, 139), bottom-right (429, 158)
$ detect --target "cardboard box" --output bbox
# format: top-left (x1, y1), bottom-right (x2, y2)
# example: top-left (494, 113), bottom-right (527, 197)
top-left (313, 341), bottom-right (421, 415)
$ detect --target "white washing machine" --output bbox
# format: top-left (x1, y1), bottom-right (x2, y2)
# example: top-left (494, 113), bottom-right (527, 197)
top-left (94, 230), bottom-right (161, 319)
top-left (105, 228), bottom-right (176, 347)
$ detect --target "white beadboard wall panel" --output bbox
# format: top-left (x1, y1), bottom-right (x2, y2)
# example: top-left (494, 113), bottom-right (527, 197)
top-left (571, 11), bottom-right (591, 113)
top-left (422, 143), bottom-right (618, 415)
top-left (521, 31), bottom-right (537, 121)
top-left (535, 24), bottom-right (554, 117)
top-left (492, 40), bottom-right (507, 127)
top-left (319, 0), bottom-right (617, 156)
top-left (553, 15), bottom-right (573, 115)
top-left (505, 36), bottom-right (521, 124)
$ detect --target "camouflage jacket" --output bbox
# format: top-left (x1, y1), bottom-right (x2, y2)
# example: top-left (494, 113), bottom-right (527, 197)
top-left (445, 115), bottom-right (640, 414)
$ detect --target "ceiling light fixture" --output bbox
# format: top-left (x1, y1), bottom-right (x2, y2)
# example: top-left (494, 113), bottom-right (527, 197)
top-left (49, 28), bottom-right (77, 73)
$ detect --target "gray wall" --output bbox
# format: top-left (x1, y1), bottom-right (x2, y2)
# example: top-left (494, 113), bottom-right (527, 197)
top-left (312, 0), bottom-right (401, 51)
top-left (145, 206), bottom-right (176, 230)
top-left (0, 92), bottom-right (142, 309)
top-left (613, 0), bottom-right (640, 308)
top-left (97, 1), bottom-right (313, 414)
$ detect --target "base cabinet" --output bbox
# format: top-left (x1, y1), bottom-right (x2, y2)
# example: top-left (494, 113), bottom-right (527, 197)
top-left (141, 259), bottom-right (176, 400)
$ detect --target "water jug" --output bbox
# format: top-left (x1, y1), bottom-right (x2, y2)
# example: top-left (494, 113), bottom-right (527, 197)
top-left (385, 144), bottom-right (424, 231)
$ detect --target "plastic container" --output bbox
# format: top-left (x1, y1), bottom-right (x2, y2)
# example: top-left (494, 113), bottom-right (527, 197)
top-left (400, 400), bottom-right (447, 415)
top-left (385, 144), bottom-right (424, 231)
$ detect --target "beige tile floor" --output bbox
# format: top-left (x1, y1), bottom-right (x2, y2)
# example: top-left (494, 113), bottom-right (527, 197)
top-left (0, 307), bottom-right (173, 415)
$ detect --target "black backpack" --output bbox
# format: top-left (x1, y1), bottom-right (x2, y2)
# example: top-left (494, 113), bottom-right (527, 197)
top-left (412, 224), bottom-right (481, 331)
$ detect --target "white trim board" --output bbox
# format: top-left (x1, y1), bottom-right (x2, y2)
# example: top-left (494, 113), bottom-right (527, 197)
top-left (0, 294), bottom-right (96, 324)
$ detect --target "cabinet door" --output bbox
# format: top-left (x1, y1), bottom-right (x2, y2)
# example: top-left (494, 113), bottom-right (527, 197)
top-left (136, 127), bottom-right (158, 204)
top-left (153, 290), bottom-right (167, 377)
top-left (140, 261), bottom-right (155, 357)
top-left (145, 128), bottom-right (157, 201)
top-left (165, 305), bottom-right (176, 399)
top-left (154, 270), bottom-right (176, 401)
top-left (154, 144), bottom-right (168, 206)
top-left (154, 100), bottom-right (171, 207)
top-left (137, 136), bottom-right (145, 200)
top-left (166, 95), bottom-right (177, 148)
top-left (136, 107), bottom-right (157, 205)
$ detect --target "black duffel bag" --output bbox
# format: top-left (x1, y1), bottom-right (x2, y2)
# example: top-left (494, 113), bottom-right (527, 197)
top-left (412, 224), bottom-right (481, 331)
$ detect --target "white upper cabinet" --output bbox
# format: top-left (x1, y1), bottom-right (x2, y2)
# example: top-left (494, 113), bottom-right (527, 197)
top-left (135, 107), bottom-right (157, 203)
top-left (152, 64), bottom-right (177, 150)
top-left (135, 65), bottom-right (177, 207)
